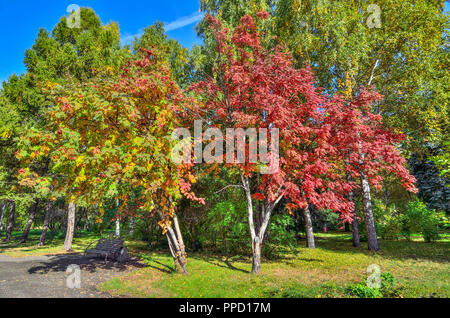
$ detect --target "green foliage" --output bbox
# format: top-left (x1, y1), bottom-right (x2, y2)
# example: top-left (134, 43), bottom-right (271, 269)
top-left (133, 22), bottom-right (190, 87)
top-left (207, 200), bottom-right (248, 253)
top-left (371, 200), bottom-right (404, 240)
top-left (263, 214), bottom-right (296, 259)
top-left (403, 200), bottom-right (441, 242)
top-left (347, 283), bottom-right (383, 298)
top-left (410, 150), bottom-right (450, 214)
top-left (347, 272), bottom-right (402, 298)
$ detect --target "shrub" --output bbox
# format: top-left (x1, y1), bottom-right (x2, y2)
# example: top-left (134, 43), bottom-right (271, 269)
top-left (263, 214), bottom-right (296, 259)
top-left (403, 200), bottom-right (441, 242)
top-left (347, 283), bottom-right (382, 298)
top-left (347, 272), bottom-right (403, 298)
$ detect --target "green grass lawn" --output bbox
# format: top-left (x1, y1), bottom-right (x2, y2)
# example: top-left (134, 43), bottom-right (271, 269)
top-left (0, 230), bottom-right (102, 257)
top-left (99, 234), bottom-right (450, 298)
top-left (1, 230), bottom-right (449, 298)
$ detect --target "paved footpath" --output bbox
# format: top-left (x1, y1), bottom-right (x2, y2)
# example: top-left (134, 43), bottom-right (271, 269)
top-left (0, 254), bottom-right (143, 298)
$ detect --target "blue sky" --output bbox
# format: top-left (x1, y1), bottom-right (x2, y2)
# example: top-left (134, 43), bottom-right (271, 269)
top-left (0, 0), bottom-right (203, 82)
top-left (0, 1), bottom-right (448, 84)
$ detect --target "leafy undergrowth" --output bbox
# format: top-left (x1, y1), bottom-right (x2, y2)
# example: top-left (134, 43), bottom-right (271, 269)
top-left (100, 236), bottom-right (450, 298)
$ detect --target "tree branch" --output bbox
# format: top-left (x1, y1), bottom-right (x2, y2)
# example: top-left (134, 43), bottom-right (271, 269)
top-left (215, 184), bottom-right (245, 194)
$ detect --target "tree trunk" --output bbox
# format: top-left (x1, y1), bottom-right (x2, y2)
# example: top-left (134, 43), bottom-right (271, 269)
top-left (39, 202), bottom-right (53, 246)
top-left (159, 211), bottom-right (187, 274)
top-left (360, 173), bottom-right (379, 251)
top-left (20, 200), bottom-right (40, 243)
top-left (115, 199), bottom-right (120, 238)
top-left (251, 236), bottom-right (262, 274)
top-left (303, 205), bottom-right (315, 248)
top-left (241, 174), bottom-right (281, 274)
top-left (115, 218), bottom-right (120, 237)
top-left (166, 225), bottom-right (187, 274)
top-left (0, 201), bottom-right (6, 232)
top-left (349, 186), bottom-right (361, 247)
top-left (129, 216), bottom-right (134, 236)
top-left (62, 201), bottom-right (76, 251)
top-left (347, 174), bottom-right (360, 247)
top-left (352, 211), bottom-right (361, 247)
top-left (3, 201), bottom-right (15, 242)
top-left (173, 214), bottom-right (186, 257)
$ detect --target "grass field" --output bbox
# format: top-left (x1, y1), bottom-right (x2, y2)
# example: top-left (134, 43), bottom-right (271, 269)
top-left (1, 230), bottom-right (449, 298)
top-left (99, 235), bottom-right (449, 298)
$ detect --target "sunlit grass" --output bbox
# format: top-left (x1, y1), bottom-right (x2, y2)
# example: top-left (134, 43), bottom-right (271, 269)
top-left (100, 235), bottom-right (450, 298)
top-left (1, 229), bottom-right (448, 298)
top-left (0, 230), bottom-right (148, 257)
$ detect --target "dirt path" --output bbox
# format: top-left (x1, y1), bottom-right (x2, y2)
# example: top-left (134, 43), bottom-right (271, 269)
top-left (0, 254), bottom-right (143, 298)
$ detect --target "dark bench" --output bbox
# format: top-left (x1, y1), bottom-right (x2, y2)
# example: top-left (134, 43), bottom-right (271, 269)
top-left (85, 239), bottom-right (129, 263)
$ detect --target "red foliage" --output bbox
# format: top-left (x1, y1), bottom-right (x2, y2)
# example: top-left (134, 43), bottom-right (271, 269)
top-left (191, 12), bottom-right (417, 222)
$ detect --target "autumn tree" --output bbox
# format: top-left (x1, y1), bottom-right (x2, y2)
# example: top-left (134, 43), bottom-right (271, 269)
top-left (199, 0), bottom-right (448, 247)
top-left (325, 89), bottom-right (418, 250)
top-left (10, 7), bottom-right (130, 246)
top-left (19, 47), bottom-right (202, 273)
top-left (191, 13), bottom-right (355, 273)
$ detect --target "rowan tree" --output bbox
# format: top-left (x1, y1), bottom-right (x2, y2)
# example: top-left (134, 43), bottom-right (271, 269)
top-left (325, 88), bottom-right (418, 250)
top-left (191, 13), bottom-right (355, 273)
top-left (5, 7), bottom-right (130, 246)
top-left (18, 48), bottom-right (203, 273)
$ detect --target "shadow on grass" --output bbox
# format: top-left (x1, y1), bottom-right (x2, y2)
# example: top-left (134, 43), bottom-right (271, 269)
top-left (314, 237), bottom-right (450, 264)
top-left (190, 253), bottom-right (251, 274)
top-left (27, 254), bottom-right (146, 275)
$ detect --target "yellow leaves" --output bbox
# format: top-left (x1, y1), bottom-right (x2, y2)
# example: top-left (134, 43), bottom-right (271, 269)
top-left (75, 168), bottom-right (86, 184)
top-left (104, 66), bottom-right (114, 75)
top-left (286, 206), bottom-right (294, 216)
top-left (99, 207), bottom-right (105, 220)
top-left (188, 174), bottom-right (197, 184)
top-left (75, 155), bottom-right (85, 167)
top-left (0, 129), bottom-right (12, 139)
top-left (146, 162), bottom-right (154, 172)
top-left (44, 81), bottom-right (58, 91)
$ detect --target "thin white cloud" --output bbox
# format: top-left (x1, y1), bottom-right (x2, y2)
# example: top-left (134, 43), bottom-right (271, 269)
top-left (121, 11), bottom-right (204, 46)
top-left (121, 29), bottom-right (144, 46)
top-left (164, 11), bottom-right (204, 32)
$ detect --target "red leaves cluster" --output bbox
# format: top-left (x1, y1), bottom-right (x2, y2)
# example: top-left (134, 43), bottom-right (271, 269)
top-left (191, 12), bottom-right (417, 222)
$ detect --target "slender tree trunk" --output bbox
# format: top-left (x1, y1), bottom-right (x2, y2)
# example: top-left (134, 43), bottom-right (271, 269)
top-left (115, 219), bottom-right (120, 237)
top-left (159, 211), bottom-right (187, 274)
top-left (242, 175), bottom-right (261, 274)
top-left (20, 200), bottom-right (40, 243)
top-left (39, 202), bottom-right (53, 246)
top-left (251, 236), bottom-right (262, 273)
top-left (62, 201), bottom-right (76, 251)
top-left (303, 205), bottom-right (315, 248)
top-left (352, 211), bottom-right (361, 247)
top-left (323, 221), bottom-right (328, 233)
top-left (241, 174), bottom-right (282, 274)
top-left (129, 216), bottom-right (134, 236)
top-left (3, 201), bottom-right (15, 242)
top-left (347, 174), bottom-right (360, 247)
top-left (173, 214), bottom-right (186, 258)
top-left (166, 225), bottom-right (187, 274)
top-left (360, 173), bottom-right (379, 251)
top-left (115, 199), bottom-right (120, 238)
top-left (349, 187), bottom-right (361, 248)
top-left (0, 201), bottom-right (6, 232)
